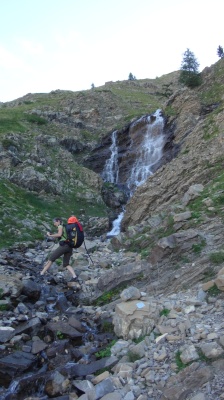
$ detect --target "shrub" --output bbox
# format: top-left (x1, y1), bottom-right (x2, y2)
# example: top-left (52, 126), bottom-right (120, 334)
top-left (95, 339), bottom-right (117, 359)
top-left (160, 308), bottom-right (170, 317)
top-left (25, 114), bottom-right (47, 125)
top-left (209, 251), bottom-right (224, 264)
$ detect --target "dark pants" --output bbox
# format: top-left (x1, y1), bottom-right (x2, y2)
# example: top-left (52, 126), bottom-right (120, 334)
top-left (49, 244), bottom-right (73, 267)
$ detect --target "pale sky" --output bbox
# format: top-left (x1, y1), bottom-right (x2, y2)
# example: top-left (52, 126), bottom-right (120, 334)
top-left (0, 0), bottom-right (223, 102)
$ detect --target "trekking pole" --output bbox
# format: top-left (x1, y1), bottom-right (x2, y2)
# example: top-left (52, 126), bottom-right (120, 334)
top-left (83, 239), bottom-right (94, 266)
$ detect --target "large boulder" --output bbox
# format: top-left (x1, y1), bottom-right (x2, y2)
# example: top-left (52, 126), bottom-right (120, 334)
top-left (113, 299), bottom-right (159, 340)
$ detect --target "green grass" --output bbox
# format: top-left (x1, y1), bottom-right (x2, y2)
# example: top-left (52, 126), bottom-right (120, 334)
top-left (209, 251), bottom-right (224, 264)
top-left (159, 308), bottom-right (170, 317)
top-left (0, 116), bottom-right (26, 134)
top-left (155, 215), bottom-right (175, 239)
top-left (0, 289), bottom-right (7, 310)
top-left (175, 350), bottom-right (188, 371)
top-left (95, 339), bottom-right (117, 359)
top-left (196, 348), bottom-right (210, 363)
top-left (0, 178), bottom-right (107, 249)
top-left (187, 169), bottom-right (224, 222)
top-left (100, 320), bottom-right (114, 333)
top-left (202, 267), bottom-right (216, 280)
top-left (92, 283), bottom-right (128, 306)
top-left (164, 105), bottom-right (177, 116)
top-left (133, 335), bottom-right (146, 344)
top-left (175, 348), bottom-right (211, 372)
top-left (200, 82), bottom-right (224, 105)
top-left (25, 114), bottom-right (48, 125)
top-left (127, 350), bottom-right (142, 362)
top-left (192, 239), bottom-right (206, 254)
top-left (207, 284), bottom-right (222, 297)
top-left (140, 249), bottom-right (150, 259)
top-left (56, 330), bottom-right (65, 339)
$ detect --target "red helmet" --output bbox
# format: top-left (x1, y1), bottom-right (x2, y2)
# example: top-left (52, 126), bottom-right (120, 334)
top-left (67, 216), bottom-right (78, 224)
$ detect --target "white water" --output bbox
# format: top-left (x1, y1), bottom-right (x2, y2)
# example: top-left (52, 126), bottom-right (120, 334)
top-left (102, 109), bottom-right (165, 236)
top-left (127, 109), bottom-right (165, 193)
top-left (101, 130), bottom-right (118, 183)
top-left (107, 211), bottom-right (124, 237)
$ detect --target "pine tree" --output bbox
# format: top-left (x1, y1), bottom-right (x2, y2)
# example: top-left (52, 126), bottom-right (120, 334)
top-left (128, 72), bottom-right (136, 81)
top-left (217, 45), bottom-right (224, 58)
top-left (179, 48), bottom-right (202, 88)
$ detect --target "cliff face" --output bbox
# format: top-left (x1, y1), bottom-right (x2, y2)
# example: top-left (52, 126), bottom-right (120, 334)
top-left (85, 111), bottom-right (178, 193)
top-left (122, 59), bottom-right (224, 228)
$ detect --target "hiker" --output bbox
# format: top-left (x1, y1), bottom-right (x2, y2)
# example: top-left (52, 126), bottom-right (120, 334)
top-left (40, 217), bottom-right (78, 281)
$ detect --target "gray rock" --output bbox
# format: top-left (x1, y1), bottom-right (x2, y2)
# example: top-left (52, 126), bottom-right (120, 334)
top-left (0, 327), bottom-right (15, 343)
top-left (120, 286), bottom-right (141, 301)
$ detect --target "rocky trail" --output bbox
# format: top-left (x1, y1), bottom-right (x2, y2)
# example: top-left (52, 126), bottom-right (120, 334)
top-left (0, 236), bottom-right (224, 400)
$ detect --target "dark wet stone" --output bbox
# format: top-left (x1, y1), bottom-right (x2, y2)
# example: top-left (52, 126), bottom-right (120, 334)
top-left (0, 327), bottom-right (15, 344)
top-left (0, 351), bottom-right (37, 385)
top-left (68, 316), bottom-right (86, 332)
top-left (4, 367), bottom-right (49, 398)
top-left (31, 339), bottom-right (48, 354)
top-left (55, 293), bottom-right (69, 312)
top-left (13, 317), bottom-right (42, 336)
top-left (48, 353), bottom-right (72, 371)
top-left (46, 321), bottom-right (83, 339)
top-left (70, 348), bottom-right (83, 361)
top-left (46, 340), bottom-right (70, 358)
top-left (22, 279), bottom-right (41, 301)
top-left (61, 355), bottom-right (118, 377)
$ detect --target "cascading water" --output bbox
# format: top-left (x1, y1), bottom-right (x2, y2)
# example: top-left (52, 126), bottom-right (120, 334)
top-left (102, 109), bottom-right (165, 236)
top-left (101, 130), bottom-right (118, 183)
top-left (127, 109), bottom-right (165, 194)
top-left (107, 210), bottom-right (124, 237)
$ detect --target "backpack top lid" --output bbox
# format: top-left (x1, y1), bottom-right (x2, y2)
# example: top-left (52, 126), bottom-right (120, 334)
top-left (67, 216), bottom-right (78, 224)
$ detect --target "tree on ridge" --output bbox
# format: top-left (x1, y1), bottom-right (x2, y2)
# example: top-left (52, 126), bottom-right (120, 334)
top-left (179, 48), bottom-right (202, 88)
top-left (217, 45), bottom-right (224, 58)
top-left (128, 72), bottom-right (136, 81)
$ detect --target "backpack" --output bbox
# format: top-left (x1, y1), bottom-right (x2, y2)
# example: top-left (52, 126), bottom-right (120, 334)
top-left (65, 216), bottom-right (84, 248)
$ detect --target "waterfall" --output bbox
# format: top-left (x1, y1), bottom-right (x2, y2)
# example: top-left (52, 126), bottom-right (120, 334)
top-left (127, 109), bottom-right (165, 194)
top-left (107, 210), bottom-right (125, 237)
top-left (101, 130), bottom-right (118, 183)
top-left (102, 109), bottom-right (165, 236)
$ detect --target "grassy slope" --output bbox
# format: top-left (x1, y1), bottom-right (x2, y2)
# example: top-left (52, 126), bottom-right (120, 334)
top-left (1, 63), bottom-right (223, 249)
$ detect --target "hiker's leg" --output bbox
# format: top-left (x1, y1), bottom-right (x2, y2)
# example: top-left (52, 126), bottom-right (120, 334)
top-left (66, 264), bottom-right (77, 278)
top-left (40, 246), bottom-right (64, 275)
top-left (40, 260), bottom-right (52, 275)
top-left (63, 246), bottom-right (76, 278)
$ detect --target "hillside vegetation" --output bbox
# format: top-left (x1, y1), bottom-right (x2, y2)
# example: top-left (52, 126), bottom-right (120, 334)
top-left (1, 59), bottom-right (224, 252)
top-left (0, 72), bottom-right (180, 248)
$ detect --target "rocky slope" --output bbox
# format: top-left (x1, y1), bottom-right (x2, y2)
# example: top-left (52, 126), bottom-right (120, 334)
top-left (1, 58), bottom-right (224, 399)
top-left (0, 238), bottom-right (224, 399)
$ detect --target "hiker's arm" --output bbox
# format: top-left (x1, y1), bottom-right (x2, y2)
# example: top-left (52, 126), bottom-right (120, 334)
top-left (47, 226), bottom-right (63, 238)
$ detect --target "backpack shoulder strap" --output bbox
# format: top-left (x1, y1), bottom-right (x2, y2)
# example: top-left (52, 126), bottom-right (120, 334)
top-left (61, 225), bottom-right (68, 241)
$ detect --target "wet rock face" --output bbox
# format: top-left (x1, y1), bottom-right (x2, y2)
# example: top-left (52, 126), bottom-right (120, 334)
top-left (84, 132), bottom-right (114, 174)
top-left (101, 183), bottom-right (129, 213)
top-left (85, 114), bottom-right (178, 189)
